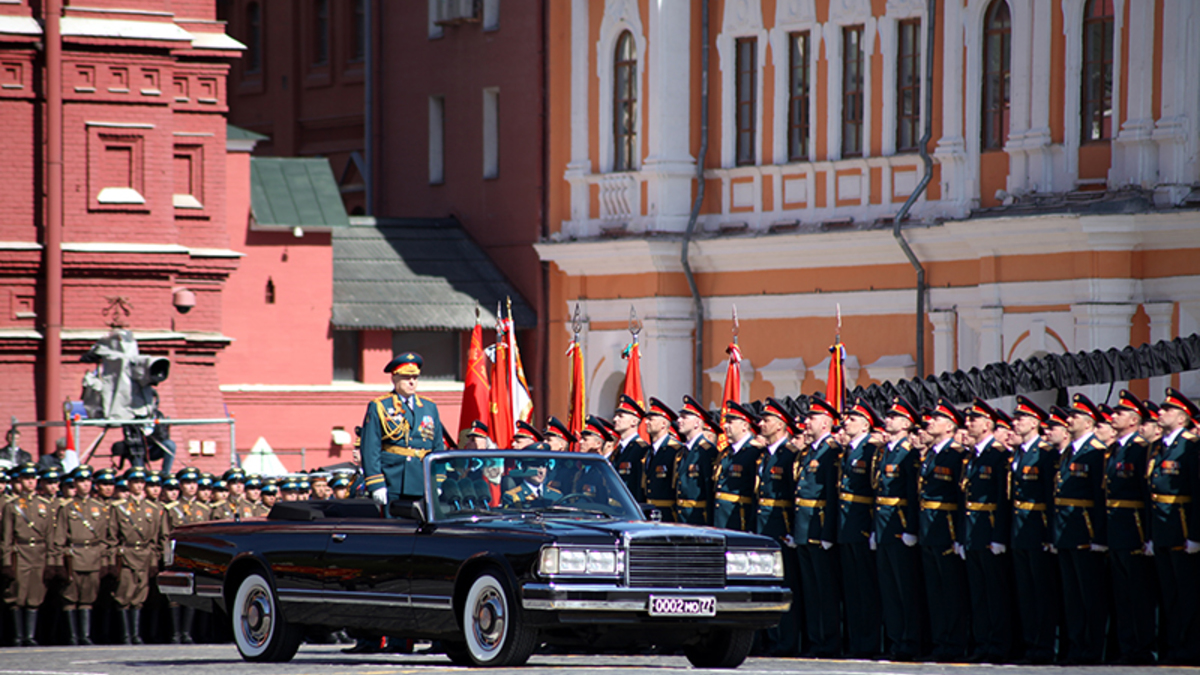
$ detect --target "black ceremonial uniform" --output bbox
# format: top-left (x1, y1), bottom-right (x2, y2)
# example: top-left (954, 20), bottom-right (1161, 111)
top-left (1149, 426), bottom-right (1200, 664)
top-left (1054, 433), bottom-right (1109, 664)
top-left (919, 439), bottom-right (970, 660)
top-left (837, 433), bottom-right (881, 657)
top-left (873, 436), bottom-right (922, 660)
top-left (1010, 436), bottom-right (1061, 663)
top-left (754, 438), bottom-right (799, 657)
top-left (793, 433), bottom-right (841, 657)
top-left (960, 436), bottom-right (1013, 662)
top-left (713, 436), bottom-right (762, 532)
top-left (642, 436), bottom-right (681, 521)
top-left (1105, 431), bottom-right (1156, 664)
top-left (614, 434), bottom-right (650, 503)
top-left (674, 435), bottom-right (718, 525)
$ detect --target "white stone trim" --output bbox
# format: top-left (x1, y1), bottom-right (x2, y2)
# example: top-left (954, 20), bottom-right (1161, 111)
top-left (717, 0), bottom-right (768, 168)
top-left (61, 16), bottom-right (192, 41)
top-left (1112, 0), bottom-right (1155, 188)
top-left (188, 31), bottom-right (245, 51)
top-left (759, 357), bottom-right (808, 398)
top-left (0, 15), bottom-right (42, 36)
top-left (566, 0), bottom-right (591, 230)
top-left (704, 357), bottom-right (755, 408)
top-left (811, 354), bottom-right (861, 388)
top-left (769, 1), bottom-right (820, 165)
top-left (864, 354), bottom-right (917, 382)
top-left (597, 0), bottom-right (647, 174)
top-left (1153, 0), bottom-right (1200, 203)
top-left (877, 1), bottom-right (926, 158)
top-left (823, 3), bottom-right (876, 162)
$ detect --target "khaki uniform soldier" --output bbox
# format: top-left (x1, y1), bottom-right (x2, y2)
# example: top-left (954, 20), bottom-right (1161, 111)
top-left (109, 468), bottom-right (168, 644)
top-left (2, 463), bottom-right (57, 646)
top-left (165, 467), bottom-right (208, 643)
top-left (210, 468), bottom-right (256, 520)
top-left (49, 465), bottom-right (114, 645)
top-left (245, 476), bottom-right (271, 517)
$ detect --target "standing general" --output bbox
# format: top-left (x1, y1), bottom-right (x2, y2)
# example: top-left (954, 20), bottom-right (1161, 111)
top-left (362, 353), bottom-right (444, 506)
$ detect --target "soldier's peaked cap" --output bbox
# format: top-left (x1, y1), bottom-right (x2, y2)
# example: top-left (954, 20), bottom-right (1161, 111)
top-left (513, 420), bottom-right (544, 442)
top-left (993, 408), bottom-right (1014, 431)
top-left (1162, 387), bottom-right (1200, 419)
top-left (724, 400), bottom-right (760, 432)
top-left (123, 468), bottom-right (147, 482)
top-left (465, 419), bottom-right (492, 439)
top-left (70, 465), bottom-right (94, 481)
top-left (930, 398), bottom-right (966, 427)
top-left (967, 397), bottom-right (1000, 424)
top-left (543, 416), bottom-right (575, 443)
top-left (1013, 395), bottom-right (1050, 423)
top-left (615, 395), bottom-right (646, 419)
top-left (762, 397), bottom-right (799, 435)
top-left (581, 415), bottom-right (613, 442)
top-left (1143, 400), bottom-right (1161, 422)
top-left (680, 395), bottom-right (709, 419)
top-left (806, 396), bottom-right (842, 421)
top-left (847, 398), bottom-right (884, 429)
top-left (384, 352), bottom-right (423, 375)
top-left (176, 466), bottom-right (201, 482)
top-left (887, 397), bottom-right (920, 425)
top-left (1070, 393), bottom-right (1103, 422)
top-left (646, 397), bottom-right (678, 423)
top-left (1115, 390), bottom-right (1149, 419)
top-left (1047, 406), bottom-right (1070, 428)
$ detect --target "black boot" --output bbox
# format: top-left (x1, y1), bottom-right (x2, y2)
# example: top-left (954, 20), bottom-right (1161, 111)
top-left (130, 607), bottom-right (143, 645)
top-left (67, 609), bottom-right (80, 646)
top-left (10, 607), bottom-right (24, 647)
top-left (120, 609), bottom-right (133, 645)
top-left (169, 604), bottom-right (182, 644)
top-left (180, 606), bottom-right (195, 644)
top-left (79, 607), bottom-right (94, 646)
top-left (23, 608), bottom-right (38, 647)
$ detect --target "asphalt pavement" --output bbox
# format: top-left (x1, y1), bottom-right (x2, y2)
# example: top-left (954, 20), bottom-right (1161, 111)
top-left (0, 645), bottom-right (1198, 675)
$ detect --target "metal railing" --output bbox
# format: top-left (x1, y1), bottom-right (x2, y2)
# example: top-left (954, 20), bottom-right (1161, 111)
top-left (6, 416), bottom-right (236, 469)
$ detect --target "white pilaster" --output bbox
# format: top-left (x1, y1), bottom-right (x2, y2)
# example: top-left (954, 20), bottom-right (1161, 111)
top-left (811, 354), bottom-right (862, 390)
top-left (704, 358), bottom-right (756, 409)
top-left (643, 0), bottom-right (695, 232)
top-left (1144, 301), bottom-right (1174, 397)
top-left (759, 357), bottom-right (808, 398)
top-left (930, 308), bottom-right (958, 374)
top-left (565, 0), bottom-right (591, 237)
top-left (1070, 302), bottom-right (1137, 403)
top-left (1112, 0), bottom-right (1157, 188)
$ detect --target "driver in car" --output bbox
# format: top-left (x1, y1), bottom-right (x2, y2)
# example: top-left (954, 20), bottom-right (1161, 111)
top-left (502, 452), bottom-right (562, 505)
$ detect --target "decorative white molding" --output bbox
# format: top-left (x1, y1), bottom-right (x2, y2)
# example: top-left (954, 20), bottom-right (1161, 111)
top-left (704, 358), bottom-right (755, 409)
top-left (878, 1), bottom-right (927, 159)
top-left (823, 6), bottom-right (877, 161)
top-left (930, 309), bottom-right (958, 374)
top-left (597, 0), bottom-right (647, 174)
top-left (1112, 0), bottom-right (1156, 188)
top-left (864, 354), bottom-right (917, 383)
top-left (1144, 300), bottom-right (1174, 395)
top-left (717, 0), bottom-right (768, 168)
top-left (759, 357), bottom-right (808, 398)
top-left (769, 1), bottom-right (820, 166)
top-left (812, 354), bottom-right (862, 388)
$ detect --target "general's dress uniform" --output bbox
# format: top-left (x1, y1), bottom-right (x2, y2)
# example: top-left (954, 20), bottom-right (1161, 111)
top-left (961, 399), bottom-right (1014, 662)
top-left (837, 399), bottom-right (882, 658)
top-left (674, 396), bottom-right (719, 525)
top-left (1, 463), bottom-right (55, 646)
top-left (712, 402), bottom-right (763, 532)
top-left (1054, 394), bottom-right (1110, 665)
top-left (1009, 397), bottom-right (1062, 664)
top-left (874, 397), bottom-right (923, 661)
top-left (919, 401), bottom-right (970, 661)
top-left (1148, 388), bottom-right (1200, 665)
top-left (49, 466), bottom-right (113, 646)
top-left (642, 398), bottom-right (682, 521)
top-left (794, 399), bottom-right (842, 658)
top-left (362, 353), bottom-right (444, 502)
top-left (110, 469), bottom-right (169, 644)
top-left (1104, 390), bottom-right (1156, 664)
top-left (612, 396), bottom-right (650, 502)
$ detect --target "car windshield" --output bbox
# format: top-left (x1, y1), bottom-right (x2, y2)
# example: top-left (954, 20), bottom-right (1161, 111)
top-left (427, 451), bottom-right (642, 522)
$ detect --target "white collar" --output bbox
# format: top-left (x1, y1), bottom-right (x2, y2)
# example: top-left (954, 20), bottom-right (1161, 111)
top-left (810, 432), bottom-right (831, 449)
top-left (730, 433), bottom-right (752, 451)
top-left (931, 437), bottom-right (953, 455)
top-left (651, 434), bottom-right (670, 452)
top-left (1021, 436), bottom-right (1040, 452)
top-left (1071, 433), bottom-right (1093, 453)
top-left (766, 436), bottom-right (788, 455)
top-left (1165, 427), bottom-right (1185, 447)
top-left (1117, 431), bottom-right (1139, 447)
top-left (973, 435), bottom-right (994, 454)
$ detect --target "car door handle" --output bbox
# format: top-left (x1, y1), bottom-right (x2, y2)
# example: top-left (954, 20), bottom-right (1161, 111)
top-left (331, 533), bottom-right (347, 543)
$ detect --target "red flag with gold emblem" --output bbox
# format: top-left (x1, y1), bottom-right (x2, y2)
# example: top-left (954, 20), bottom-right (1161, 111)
top-left (567, 338), bottom-right (586, 445)
top-left (621, 338), bottom-right (647, 439)
top-left (717, 341), bottom-right (742, 450)
top-left (459, 316), bottom-right (490, 440)
top-left (489, 309), bottom-right (513, 448)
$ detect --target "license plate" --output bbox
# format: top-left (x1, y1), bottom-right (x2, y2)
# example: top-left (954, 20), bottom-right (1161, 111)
top-left (648, 595), bottom-right (717, 617)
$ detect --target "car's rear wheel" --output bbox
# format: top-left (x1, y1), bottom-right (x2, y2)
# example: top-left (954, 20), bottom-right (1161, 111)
top-left (232, 572), bottom-right (301, 662)
top-left (459, 570), bottom-right (536, 667)
top-left (683, 628), bottom-right (754, 668)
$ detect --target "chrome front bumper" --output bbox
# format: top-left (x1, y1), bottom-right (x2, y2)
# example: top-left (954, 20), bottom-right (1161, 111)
top-left (520, 582), bottom-right (791, 613)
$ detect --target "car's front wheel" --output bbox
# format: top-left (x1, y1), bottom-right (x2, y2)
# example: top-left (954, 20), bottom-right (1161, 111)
top-left (459, 570), bottom-right (536, 667)
top-left (683, 628), bottom-right (754, 668)
top-left (231, 572), bottom-right (301, 662)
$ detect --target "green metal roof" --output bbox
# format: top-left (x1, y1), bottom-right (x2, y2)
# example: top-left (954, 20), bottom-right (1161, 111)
top-left (332, 217), bottom-right (536, 331)
top-left (227, 124), bottom-right (268, 141)
top-left (250, 157), bottom-right (349, 231)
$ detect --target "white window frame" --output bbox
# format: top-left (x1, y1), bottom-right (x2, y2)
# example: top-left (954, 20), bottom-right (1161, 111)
top-left (596, 1), bottom-right (646, 174)
top-left (717, 1), bottom-right (767, 168)
top-left (482, 87), bottom-right (499, 179)
top-left (429, 95), bottom-right (445, 184)
top-left (769, 1), bottom-right (820, 165)
top-left (823, 1), bottom-right (876, 162)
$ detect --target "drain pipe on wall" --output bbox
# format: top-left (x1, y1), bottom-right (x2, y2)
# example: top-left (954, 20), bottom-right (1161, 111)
top-left (892, 0), bottom-right (936, 378)
top-left (681, 0), bottom-right (709, 399)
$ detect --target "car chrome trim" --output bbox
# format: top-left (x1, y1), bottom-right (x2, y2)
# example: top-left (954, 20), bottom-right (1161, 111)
top-left (156, 571), bottom-right (194, 595)
top-left (195, 582), bottom-right (223, 598)
top-left (276, 588), bottom-right (453, 610)
top-left (520, 583), bottom-right (791, 613)
top-left (410, 594), bottom-right (454, 610)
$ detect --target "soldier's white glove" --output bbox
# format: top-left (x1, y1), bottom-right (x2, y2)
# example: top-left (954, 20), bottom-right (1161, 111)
top-left (901, 533), bottom-right (918, 547)
top-left (1046, 544), bottom-right (1058, 555)
top-left (868, 532), bottom-right (877, 551)
top-left (1143, 541), bottom-right (1155, 557)
top-left (782, 534), bottom-right (798, 549)
top-left (953, 542), bottom-right (965, 559)
top-left (820, 540), bottom-right (834, 550)
top-left (989, 542), bottom-right (1007, 556)
top-left (371, 487), bottom-right (388, 506)
top-left (1089, 543), bottom-right (1109, 553)
top-left (1187, 540), bottom-right (1200, 554)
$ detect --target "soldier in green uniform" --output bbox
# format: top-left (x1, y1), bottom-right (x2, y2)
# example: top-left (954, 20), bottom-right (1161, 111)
top-left (1, 463), bottom-right (55, 646)
top-left (642, 398), bottom-right (682, 521)
top-left (511, 421), bottom-right (543, 449)
top-left (920, 400), bottom-right (970, 661)
top-left (961, 398), bottom-right (1013, 662)
top-left (838, 398), bottom-right (882, 658)
top-left (1149, 388), bottom-right (1200, 665)
top-left (543, 417), bottom-right (574, 453)
top-left (754, 398), bottom-right (800, 657)
top-left (793, 396), bottom-right (841, 658)
top-left (362, 353), bottom-right (444, 507)
top-left (874, 397), bottom-right (922, 661)
top-left (612, 396), bottom-right (650, 501)
top-left (49, 465), bottom-right (112, 645)
top-left (674, 396), bottom-right (719, 526)
top-left (502, 456), bottom-right (561, 505)
top-left (1055, 393), bottom-right (1110, 665)
top-left (713, 401), bottom-right (763, 532)
top-left (1009, 396), bottom-right (1061, 664)
top-left (110, 468), bottom-right (169, 644)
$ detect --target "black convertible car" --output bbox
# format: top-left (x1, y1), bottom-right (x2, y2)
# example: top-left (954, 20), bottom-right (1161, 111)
top-left (157, 450), bottom-right (791, 668)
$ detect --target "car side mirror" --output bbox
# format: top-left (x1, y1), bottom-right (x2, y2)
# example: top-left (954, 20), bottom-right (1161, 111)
top-left (389, 498), bottom-right (426, 523)
top-left (640, 504), bottom-right (662, 522)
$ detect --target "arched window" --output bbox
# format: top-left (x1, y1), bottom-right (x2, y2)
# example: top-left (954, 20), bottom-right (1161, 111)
top-left (613, 31), bottom-right (637, 172)
top-left (245, 2), bottom-right (262, 74)
top-left (981, 0), bottom-right (1011, 150)
top-left (1081, 0), bottom-right (1114, 142)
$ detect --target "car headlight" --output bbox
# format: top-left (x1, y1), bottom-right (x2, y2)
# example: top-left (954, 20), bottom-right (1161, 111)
top-left (538, 546), bottom-right (621, 576)
top-left (726, 550), bottom-right (783, 578)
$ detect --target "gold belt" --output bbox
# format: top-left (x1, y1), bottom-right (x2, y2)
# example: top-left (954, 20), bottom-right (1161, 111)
top-left (795, 498), bottom-right (826, 508)
top-left (921, 500), bottom-right (957, 511)
top-left (383, 445), bottom-right (428, 458)
top-left (1014, 501), bottom-right (1046, 511)
top-left (716, 492), bottom-right (753, 505)
top-left (759, 498), bottom-right (792, 508)
top-left (966, 502), bottom-right (998, 512)
top-left (876, 496), bottom-right (907, 506)
top-left (1152, 494), bottom-right (1193, 504)
top-left (676, 499), bottom-right (707, 508)
top-left (1107, 500), bottom-right (1146, 509)
top-left (1057, 498), bottom-right (1095, 508)
top-left (840, 493), bottom-right (874, 505)
top-left (647, 499), bottom-right (674, 508)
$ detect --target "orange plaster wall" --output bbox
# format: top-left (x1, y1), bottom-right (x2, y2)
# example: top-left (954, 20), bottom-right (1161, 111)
top-left (1151, 0), bottom-right (1163, 122)
top-left (1128, 304), bottom-right (1151, 399)
top-left (1078, 143), bottom-right (1111, 182)
top-left (979, 151), bottom-right (1008, 207)
top-left (547, 0), bottom-right (572, 237)
top-left (1050, 0), bottom-right (1065, 144)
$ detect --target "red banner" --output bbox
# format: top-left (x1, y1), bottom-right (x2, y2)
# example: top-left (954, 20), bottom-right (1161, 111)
top-left (567, 339), bottom-right (586, 447)
top-left (459, 321), bottom-right (490, 440)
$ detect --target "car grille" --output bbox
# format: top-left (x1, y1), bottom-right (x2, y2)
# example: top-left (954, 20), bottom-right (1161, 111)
top-left (626, 536), bottom-right (726, 588)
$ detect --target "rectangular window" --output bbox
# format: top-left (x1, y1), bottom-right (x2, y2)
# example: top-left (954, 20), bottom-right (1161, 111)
top-left (429, 95), bottom-right (445, 184)
top-left (392, 331), bottom-right (461, 381)
top-left (841, 26), bottom-right (864, 158)
top-left (735, 37), bottom-right (757, 166)
top-left (173, 145), bottom-right (204, 209)
top-left (350, 0), bottom-right (365, 62)
top-left (1081, 1), bottom-right (1114, 142)
top-left (787, 31), bottom-right (810, 162)
top-left (332, 330), bottom-right (360, 382)
top-left (88, 127), bottom-right (147, 209)
top-left (896, 19), bottom-right (921, 153)
top-left (483, 87), bottom-right (499, 179)
top-left (313, 0), bottom-right (329, 65)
